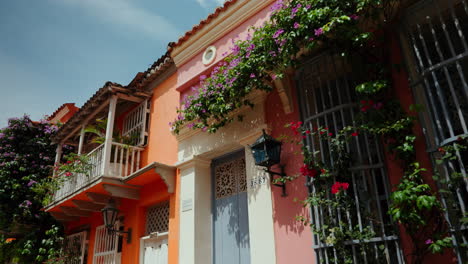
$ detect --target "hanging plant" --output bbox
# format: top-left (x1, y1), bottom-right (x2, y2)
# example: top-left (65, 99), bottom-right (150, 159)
top-left (171, 0), bottom-right (389, 134)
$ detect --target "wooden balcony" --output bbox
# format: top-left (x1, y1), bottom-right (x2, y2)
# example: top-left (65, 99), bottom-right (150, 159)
top-left (52, 142), bottom-right (145, 204)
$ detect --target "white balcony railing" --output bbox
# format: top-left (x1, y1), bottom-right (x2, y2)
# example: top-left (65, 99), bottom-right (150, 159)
top-left (51, 142), bottom-right (144, 204)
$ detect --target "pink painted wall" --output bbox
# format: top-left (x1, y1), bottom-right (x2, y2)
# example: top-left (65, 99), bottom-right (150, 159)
top-left (177, 3), bottom-right (274, 93)
top-left (265, 81), bottom-right (316, 264)
top-left (174, 2), bottom-right (316, 263)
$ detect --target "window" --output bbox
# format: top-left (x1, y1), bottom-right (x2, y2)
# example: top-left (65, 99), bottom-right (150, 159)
top-left (297, 53), bottom-right (404, 263)
top-left (400, 0), bottom-right (468, 262)
top-left (64, 231), bottom-right (87, 264)
top-left (146, 201), bottom-right (170, 235)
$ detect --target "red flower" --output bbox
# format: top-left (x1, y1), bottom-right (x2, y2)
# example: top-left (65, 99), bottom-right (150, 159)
top-left (290, 121), bottom-right (303, 135)
top-left (351, 131), bottom-right (359, 137)
top-left (66, 160), bottom-right (72, 164)
top-left (331, 181), bottom-right (350, 194)
top-left (65, 172), bottom-right (73, 177)
top-left (438, 147), bottom-right (445, 154)
top-left (305, 130), bottom-right (311, 134)
top-left (300, 164), bottom-right (318, 177)
top-left (328, 132), bottom-right (333, 136)
top-left (320, 168), bottom-right (327, 174)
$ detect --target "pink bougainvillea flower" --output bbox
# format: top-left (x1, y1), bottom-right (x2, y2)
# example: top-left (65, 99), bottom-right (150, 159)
top-left (65, 172), bottom-right (73, 177)
top-left (27, 180), bottom-right (37, 187)
top-left (273, 29), bottom-right (285, 39)
top-left (349, 14), bottom-right (360, 20)
top-left (331, 182), bottom-right (350, 194)
top-left (314, 28), bottom-right (324, 36)
top-left (425, 239), bottom-right (433, 245)
top-left (294, 22), bottom-right (300, 29)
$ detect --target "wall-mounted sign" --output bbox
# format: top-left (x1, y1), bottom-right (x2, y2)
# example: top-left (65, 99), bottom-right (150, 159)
top-left (249, 175), bottom-right (268, 189)
top-left (182, 198), bottom-right (193, 212)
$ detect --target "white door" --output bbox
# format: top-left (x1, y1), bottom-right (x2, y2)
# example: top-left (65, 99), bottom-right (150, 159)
top-left (93, 224), bottom-right (120, 264)
top-left (140, 233), bottom-right (168, 264)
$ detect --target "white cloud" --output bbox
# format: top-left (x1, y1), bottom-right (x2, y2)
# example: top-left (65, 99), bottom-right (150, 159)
top-left (195, 0), bottom-right (208, 8)
top-left (56, 0), bottom-right (181, 41)
top-left (194, 0), bottom-right (226, 9)
top-left (214, 0), bottom-right (226, 5)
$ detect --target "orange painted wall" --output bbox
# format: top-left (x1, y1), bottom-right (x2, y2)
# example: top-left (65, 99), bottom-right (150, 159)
top-left (167, 169), bottom-right (180, 264)
top-left (64, 211), bottom-right (103, 264)
top-left (119, 178), bottom-right (171, 263)
top-left (57, 71), bottom-right (180, 264)
top-left (117, 71), bottom-right (179, 263)
top-left (141, 72), bottom-right (179, 166)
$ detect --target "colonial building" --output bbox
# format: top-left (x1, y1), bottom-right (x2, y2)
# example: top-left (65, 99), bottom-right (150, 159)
top-left (46, 0), bottom-right (467, 263)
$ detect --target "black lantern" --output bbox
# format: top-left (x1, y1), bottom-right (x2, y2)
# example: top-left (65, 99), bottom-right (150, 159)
top-left (250, 129), bottom-right (287, 196)
top-left (101, 199), bottom-right (132, 243)
top-left (250, 129), bottom-right (282, 167)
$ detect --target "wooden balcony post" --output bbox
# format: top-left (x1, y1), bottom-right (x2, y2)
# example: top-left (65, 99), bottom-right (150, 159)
top-left (78, 125), bottom-right (86, 155)
top-left (53, 144), bottom-right (62, 176)
top-left (102, 95), bottom-right (118, 176)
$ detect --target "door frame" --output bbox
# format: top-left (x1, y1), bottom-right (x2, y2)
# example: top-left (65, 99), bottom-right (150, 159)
top-left (211, 148), bottom-right (248, 263)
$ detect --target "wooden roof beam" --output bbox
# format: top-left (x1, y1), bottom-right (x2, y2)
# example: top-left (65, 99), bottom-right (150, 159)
top-left (103, 184), bottom-right (140, 200)
top-left (72, 200), bottom-right (105, 212)
top-left (60, 206), bottom-right (91, 217)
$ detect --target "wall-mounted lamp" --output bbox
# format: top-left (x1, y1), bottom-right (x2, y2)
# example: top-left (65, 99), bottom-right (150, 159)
top-left (250, 129), bottom-right (288, 196)
top-left (101, 198), bottom-right (132, 243)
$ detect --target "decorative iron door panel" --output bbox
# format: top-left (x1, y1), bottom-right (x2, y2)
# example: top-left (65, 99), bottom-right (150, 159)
top-left (213, 150), bottom-right (250, 264)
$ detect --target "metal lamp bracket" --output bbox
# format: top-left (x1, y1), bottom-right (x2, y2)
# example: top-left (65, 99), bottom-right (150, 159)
top-left (265, 165), bottom-right (287, 197)
top-left (107, 227), bottom-right (132, 244)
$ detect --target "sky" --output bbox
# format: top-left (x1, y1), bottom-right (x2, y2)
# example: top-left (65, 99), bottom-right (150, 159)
top-left (0, 0), bottom-right (225, 127)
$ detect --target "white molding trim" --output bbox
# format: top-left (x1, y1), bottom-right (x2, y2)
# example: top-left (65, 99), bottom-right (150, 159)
top-left (176, 156), bottom-right (211, 171)
top-left (274, 74), bottom-right (294, 114)
top-left (171, 0), bottom-right (276, 66)
top-left (154, 166), bottom-right (176, 193)
top-left (238, 126), bottom-right (270, 146)
top-left (175, 90), bottom-right (268, 142)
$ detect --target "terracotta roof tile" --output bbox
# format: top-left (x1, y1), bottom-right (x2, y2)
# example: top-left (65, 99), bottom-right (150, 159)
top-left (52, 82), bottom-right (128, 143)
top-left (48, 103), bottom-right (79, 121)
top-left (168, 0), bottom-right (239, 51)
top-left (128, 52), bottom-right (174, 90)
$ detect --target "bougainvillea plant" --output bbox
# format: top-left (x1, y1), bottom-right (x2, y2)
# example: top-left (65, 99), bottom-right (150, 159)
top-left (0, 115), bottom-right (66, 263)
top-left (171, 0), bottom-right (386, 134)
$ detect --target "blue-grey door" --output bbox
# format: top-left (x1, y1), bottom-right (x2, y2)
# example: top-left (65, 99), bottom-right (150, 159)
top-left (213, 150), bottom-right (250, 264)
